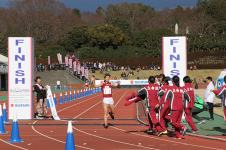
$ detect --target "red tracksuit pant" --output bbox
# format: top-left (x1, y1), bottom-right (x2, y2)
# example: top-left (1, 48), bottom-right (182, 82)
top-left (159, 104), bottom-right (171, 130)
top-left (149, 107), bottom-right (164, 132)
top-left (185, 108), bottom-right (197, 131)
top-left (171, 110), bottom-right (184, 137)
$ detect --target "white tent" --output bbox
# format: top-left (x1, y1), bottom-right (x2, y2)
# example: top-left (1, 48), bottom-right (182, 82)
top-left (0, 54), bottom-right (8, 64)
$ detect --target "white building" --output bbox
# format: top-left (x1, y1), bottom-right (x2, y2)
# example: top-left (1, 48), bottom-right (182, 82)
top-left (0, 54), bottom-right (8, 91)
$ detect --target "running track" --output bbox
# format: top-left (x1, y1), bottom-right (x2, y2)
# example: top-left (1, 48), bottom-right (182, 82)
top-left (0, 89), bottom-right (226, 150)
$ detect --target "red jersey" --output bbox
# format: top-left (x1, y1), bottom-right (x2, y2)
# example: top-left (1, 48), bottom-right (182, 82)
top-left (165, 84), bottom-right (186, 111)
top-left (144, 83), bottom-right (160, 107)
top-left (183, 83), bottom-right (195, 108)
top-left (159, 83), bottom-right (171, 106)
top-left (101, 82), bottom-right (113, 98)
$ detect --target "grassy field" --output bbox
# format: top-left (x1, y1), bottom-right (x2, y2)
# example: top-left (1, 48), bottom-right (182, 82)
top-left (90, 69), bottom-right (222, 80)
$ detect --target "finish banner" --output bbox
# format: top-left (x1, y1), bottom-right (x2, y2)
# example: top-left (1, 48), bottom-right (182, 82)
top-left (162, 36), bottom-right (187, 86)
top-left (8, 37), bottom-right (34, 119)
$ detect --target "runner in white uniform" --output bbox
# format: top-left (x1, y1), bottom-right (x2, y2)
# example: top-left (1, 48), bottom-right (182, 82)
top-left (96, 74), bottom-right (119, 128)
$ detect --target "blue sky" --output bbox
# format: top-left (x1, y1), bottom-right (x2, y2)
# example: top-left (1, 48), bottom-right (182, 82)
top-left (0, 0), bottom-right (198, 12)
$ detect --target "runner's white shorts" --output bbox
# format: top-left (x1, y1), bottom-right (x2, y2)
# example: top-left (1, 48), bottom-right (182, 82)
top-left (103, 97), bottom-right (114, 105)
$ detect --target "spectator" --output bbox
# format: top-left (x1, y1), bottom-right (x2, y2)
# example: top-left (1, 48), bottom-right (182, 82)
top-left (204, 76), bottom-right (215, 120)
top-left (193, 78), bottom-right (199, 89)
top-left (33, 76), bottom-right (47, 119)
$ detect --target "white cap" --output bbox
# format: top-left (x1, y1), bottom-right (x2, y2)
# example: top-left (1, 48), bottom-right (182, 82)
top-left (67, 121), bottom-right (73, 133)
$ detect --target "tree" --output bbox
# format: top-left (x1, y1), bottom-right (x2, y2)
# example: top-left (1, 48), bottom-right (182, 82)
top-left (59, 26), bottom-right (89, 51)
top-left (88, 24), bottom-right (126, 49)
top-left (105, 3), bottom-right (155, 32)
top-left (132, 29), bottom-right (173, 56)
top-left (73, 8), bottom-right (81, 17)
top-left (96, 6), bottom-right (105, 16)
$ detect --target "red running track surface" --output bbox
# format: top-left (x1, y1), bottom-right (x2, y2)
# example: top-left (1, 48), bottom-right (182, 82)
top-left (0, 89), bottom-right (226, 150)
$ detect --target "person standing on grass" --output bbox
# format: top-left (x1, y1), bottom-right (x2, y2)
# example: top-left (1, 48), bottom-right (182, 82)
top-left (96, 73), bottom-right (119, 128)
top-left (212, 75), bottom-right (226, 122)
top-left (204, 76), bottom-right (215, 120)
top-left (183, 76), bottom-right (198, 133)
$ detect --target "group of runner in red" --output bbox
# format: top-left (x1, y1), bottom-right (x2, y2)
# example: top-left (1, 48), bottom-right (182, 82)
top-left (96, 73), bottom-right (226, 139)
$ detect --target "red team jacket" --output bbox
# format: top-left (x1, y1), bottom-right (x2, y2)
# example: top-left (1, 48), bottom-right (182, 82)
top-left (159, 83), bottom-right (171, 106)
top-left (183, 83), bottom-right (195, 109)
top-left (101, 82), bottom-right (113, 98)
top-left (165, 84), bottom-right (187, 111)
top-left (144, 83), bottom-right (160, 107)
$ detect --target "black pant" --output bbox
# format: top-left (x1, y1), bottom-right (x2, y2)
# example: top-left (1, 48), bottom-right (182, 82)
top-left (207, 102), bottom-right (214, 119)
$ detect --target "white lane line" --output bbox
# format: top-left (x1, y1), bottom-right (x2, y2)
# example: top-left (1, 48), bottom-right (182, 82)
top-left (72, 101), bottom-right (102, 119)
top-left (73, 90), bottom-right (126, 119)
top-left (111, 126), bottom-right (223, 150)
top-left (0, 138), bottom-right (29, 150)
top-left (31, 93), bottom-right (107, 150)
top-left (71, 90), bottom-right (159, 150)
top-left (73, 126), bottom-right (158, 150)
top-left (110, 89), bottom-right (223, 150)
top-left (31, 121), bottom-right (94, 150)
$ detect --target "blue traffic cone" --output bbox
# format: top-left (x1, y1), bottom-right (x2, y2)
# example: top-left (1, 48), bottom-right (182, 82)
top-left (89, 88), bottom-right (91, 95)
top-left (10, 118), bottom-right (23, 143)
top-left (77, 91), bottom-right (80, 99)
top-left (84, 89), bottom-right (87, 97)
top-left (82, 89), bottom-right (86, 97)
top-left (86, 88), bottom-right (88, 95)
top-left (53, 94), bottom-right (57, 105)
top-left (91, 88), bottom-right (93, 95)
top-left (65, 121), bottom-right (75, 150)
top-left (73, 91), bottom-right (76, 100)
top-left (87, 89), bottom-right (90, 96)
top-left (46, 99), bottom-right (50, 108)
top-left (80, 90), bottom-right (83, 98)
top-left (69, 91), bottom-right (73, 101)
top-left (0, 104), bottom-right (6, 134)
top-left (3, 103), bottom-right (8, 123)
top-left (64, 92), bottom-right (68, 103)
top-left (60, 93), bottom-right (63, 104)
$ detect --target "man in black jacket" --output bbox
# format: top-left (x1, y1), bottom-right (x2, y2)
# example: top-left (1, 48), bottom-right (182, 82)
top-left (33, 76), bottom-right (47, 118)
